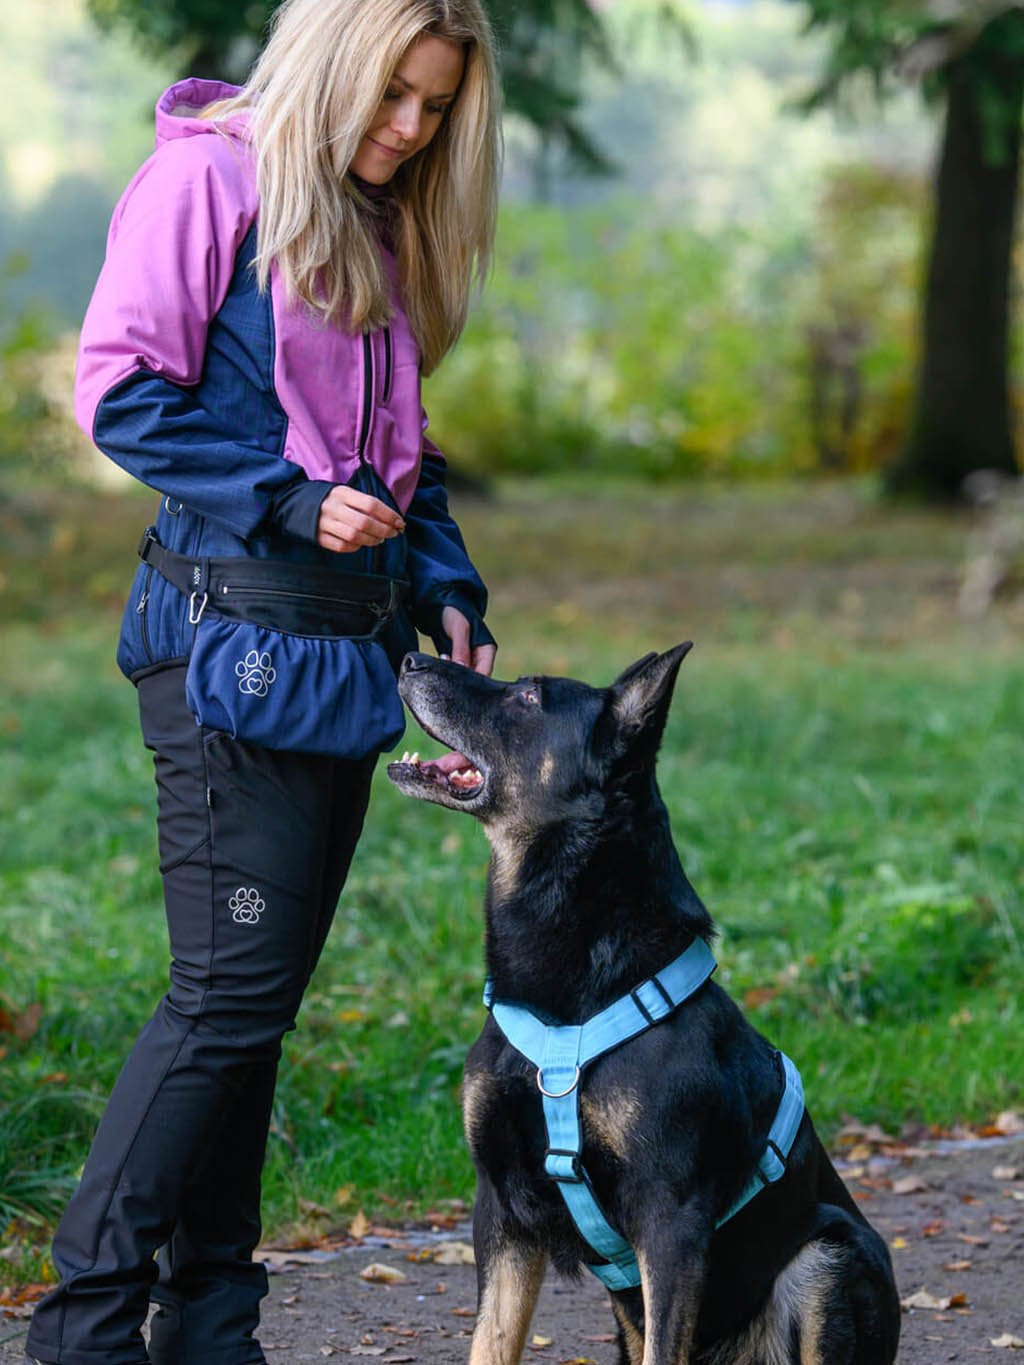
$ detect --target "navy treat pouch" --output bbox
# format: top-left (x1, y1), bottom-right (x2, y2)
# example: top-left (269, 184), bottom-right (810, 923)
top-left (184, 616), bottom-right (405, 757)
top-left (138, 523), bottom-right (409, 759)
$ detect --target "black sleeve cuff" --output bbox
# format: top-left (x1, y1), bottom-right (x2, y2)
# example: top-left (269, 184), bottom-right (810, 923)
top-left (268, 478), bottom-right (335, 543)
top-left (415, 587), bottom-right (496, 655)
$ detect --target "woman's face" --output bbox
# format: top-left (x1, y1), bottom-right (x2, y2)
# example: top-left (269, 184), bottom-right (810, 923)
top-left (350, 35), bottom-right (466, 185)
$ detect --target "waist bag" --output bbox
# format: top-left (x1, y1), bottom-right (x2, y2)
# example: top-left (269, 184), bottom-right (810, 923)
top-left (138, 526), bottom-right (409, 758)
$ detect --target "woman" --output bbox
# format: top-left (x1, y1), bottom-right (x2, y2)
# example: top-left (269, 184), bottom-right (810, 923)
top-left (26, 2), bottom-right (499, 1362)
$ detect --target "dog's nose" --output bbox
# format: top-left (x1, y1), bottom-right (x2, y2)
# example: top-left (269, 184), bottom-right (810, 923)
top-left (401, 651), bottom-right (435, 675)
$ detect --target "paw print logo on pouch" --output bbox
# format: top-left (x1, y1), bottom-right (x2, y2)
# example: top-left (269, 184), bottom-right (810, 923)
top-left (229, 887), bottom-right (266, 925)
top-left (235, 650), bottom-right (277, 697)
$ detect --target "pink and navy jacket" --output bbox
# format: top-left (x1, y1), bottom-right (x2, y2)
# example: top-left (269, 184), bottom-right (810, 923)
top-left (77, 78), bottom-right (489, 681)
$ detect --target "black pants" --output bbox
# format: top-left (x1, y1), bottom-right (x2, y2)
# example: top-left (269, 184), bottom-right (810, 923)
top-left (27, 666), bottom-right (377, 1365)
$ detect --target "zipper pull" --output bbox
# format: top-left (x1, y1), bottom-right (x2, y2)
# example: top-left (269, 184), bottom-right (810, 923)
top-left (136, 590), bottom-right (149, 613)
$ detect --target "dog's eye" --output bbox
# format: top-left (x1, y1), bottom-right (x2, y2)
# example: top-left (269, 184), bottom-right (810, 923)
top-left (517, 686), bottom-right (541, 707)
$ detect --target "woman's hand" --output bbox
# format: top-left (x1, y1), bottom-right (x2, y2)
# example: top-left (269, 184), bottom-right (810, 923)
top-left (442, 606), bottom-right (496, 676)
top-left (317, 485), bottom-right (405, 552)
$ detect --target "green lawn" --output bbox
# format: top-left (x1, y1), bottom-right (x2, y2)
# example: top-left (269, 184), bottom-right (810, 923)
top-left (1, 478), bottom-right (1021, 1282)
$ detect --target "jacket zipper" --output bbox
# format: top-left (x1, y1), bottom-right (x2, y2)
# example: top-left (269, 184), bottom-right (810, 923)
top-left (357, 332), bottom-right (374, 463)
top-left (219, 583), bottom-right (388, 616)
top-left (136, 566), bottom-right (154, 661)
top-left (381, 327), bottom-right (392, 404)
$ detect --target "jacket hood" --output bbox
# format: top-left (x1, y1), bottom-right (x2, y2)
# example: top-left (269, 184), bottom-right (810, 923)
top-left (155, 78), bottom-right (249, 148)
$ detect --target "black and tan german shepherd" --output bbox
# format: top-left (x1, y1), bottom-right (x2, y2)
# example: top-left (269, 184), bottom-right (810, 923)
top-left (387, 646), bottom-right (900, 1365)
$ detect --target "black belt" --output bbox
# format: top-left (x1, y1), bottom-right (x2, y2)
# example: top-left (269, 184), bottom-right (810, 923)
top-left (138, 526), bottom-right (409, 640)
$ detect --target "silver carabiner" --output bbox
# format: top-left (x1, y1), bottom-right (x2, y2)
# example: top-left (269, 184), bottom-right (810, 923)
top-left (188, 590), bottom-right (208, 626)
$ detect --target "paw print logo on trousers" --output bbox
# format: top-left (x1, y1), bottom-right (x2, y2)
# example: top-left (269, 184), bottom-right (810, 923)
top-left (229, 887), bottom-right (266, 925)
top-left (235, 650), bottom-right (277, 697)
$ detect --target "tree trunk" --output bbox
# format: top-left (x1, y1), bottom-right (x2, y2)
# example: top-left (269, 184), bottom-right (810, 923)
top-left (887, 24), bottom-right (1024, 500)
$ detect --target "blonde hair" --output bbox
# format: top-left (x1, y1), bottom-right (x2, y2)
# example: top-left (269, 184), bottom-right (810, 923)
top-left (204, 0), bottom-right (501, 374)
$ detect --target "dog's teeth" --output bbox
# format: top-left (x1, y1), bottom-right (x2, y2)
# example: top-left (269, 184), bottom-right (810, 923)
top-left (401, 751), bottom-right (410, 763)
top-left (411, 752), bottom-right (420, 764)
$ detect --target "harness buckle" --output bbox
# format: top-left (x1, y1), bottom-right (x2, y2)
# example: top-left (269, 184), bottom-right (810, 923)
top-left (545, 1148), bottom-right (584, 1183)
top-left (757, 1138), bottom-right (788, 1187)
top-left (630, 975), bottom-right (674, 1025)
top-left (536, 1065), bottom-right (581, 1099)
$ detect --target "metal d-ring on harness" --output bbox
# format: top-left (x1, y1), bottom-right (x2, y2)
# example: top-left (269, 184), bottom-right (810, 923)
top-left (482, 938), bottom-right (806, 1292)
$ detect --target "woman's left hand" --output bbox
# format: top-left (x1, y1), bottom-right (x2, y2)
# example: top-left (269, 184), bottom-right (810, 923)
top-left (442, 606), bottom-right (496, 676)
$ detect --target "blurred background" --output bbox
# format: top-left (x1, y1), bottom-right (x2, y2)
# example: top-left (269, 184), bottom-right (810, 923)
top-left (1, 0), bottom-right (1022, 1290)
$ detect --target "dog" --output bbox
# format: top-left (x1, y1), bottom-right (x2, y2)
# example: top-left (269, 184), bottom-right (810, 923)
top-left (387, 646), bottom-right (900, 1365)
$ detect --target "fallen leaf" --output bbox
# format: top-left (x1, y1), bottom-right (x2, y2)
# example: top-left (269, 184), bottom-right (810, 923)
top-left (14, 1003), bottom-right (42, 1042)
top-left (0, 1282), bottom-right (61, 1317)
top-left (994, 1111), bottom-right (1024, 1135)
top-left (922, 1220), bottom-right (947, 1238)
top-left (890, 1237), bottom-right (908, 1250)
top-left (423, 1209), bottom-right (463, 1229)
top-left (433, 1241), bottom-right (475, 1266)
top-left (993, 1166), bottom-right (1022, 1182)
top-left (837, 1121), bottom-right (894, 1143)
top-left (350, 1211), bottom-right (370, 1240)
top-left (942, 1260), bottom-right (972, 1271)
top-left (900, 1287), bottom-right (970, 1311)
top-left (349, 1349), bottom-right (386, 1357)
top-left (892, 1175), bottom-right (928, 1195)
top-left (450, 1307), bottom-right (475, 1317)
top-left (991, 1333), bottom-right (1024, 1348)
top-left (958, 1233), bottom-right (989, 1246)
top-left (257, 1249), bottom-right (331, 1268)
top-left (358, 1263), bottom-right (407, 1284)
top-left (531, 1334), bottom-right (553, 1346)
top-left (991, 1219), bottom-right (1013, 1234)
top-left (581, 1335), bottom-right (617, 1343)
top-left (299, 1198), bottom-right (331, 1218)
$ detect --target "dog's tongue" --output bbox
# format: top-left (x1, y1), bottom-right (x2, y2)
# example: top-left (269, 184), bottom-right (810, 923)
top-left (424, 749), bottom-right (481, 792)
top-left (433, 750), bottom-right (472, 776)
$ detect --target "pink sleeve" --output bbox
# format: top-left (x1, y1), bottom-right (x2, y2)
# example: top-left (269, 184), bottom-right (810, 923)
top-left (74, 133), bottom-right (259, 439)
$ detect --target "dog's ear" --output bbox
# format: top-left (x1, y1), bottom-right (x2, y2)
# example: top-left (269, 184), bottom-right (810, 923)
top-left (603, 643), bottom-right (693, 767)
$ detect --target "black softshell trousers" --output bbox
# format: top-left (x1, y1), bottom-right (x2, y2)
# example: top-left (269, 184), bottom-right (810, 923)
top-left (27, 665), bottom-right (378, 1365)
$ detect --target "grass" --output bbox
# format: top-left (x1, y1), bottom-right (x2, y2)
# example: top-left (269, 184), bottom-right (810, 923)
top-left (1, 476), bottom-right (1022, 1281)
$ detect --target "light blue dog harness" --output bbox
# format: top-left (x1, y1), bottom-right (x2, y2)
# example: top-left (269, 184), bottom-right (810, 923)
top-left (483, 937), bottom-right (805, 1291)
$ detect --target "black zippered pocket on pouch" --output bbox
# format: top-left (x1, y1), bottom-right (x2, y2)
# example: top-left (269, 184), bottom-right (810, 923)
top-left (210, 579), bottom-right (398, 640)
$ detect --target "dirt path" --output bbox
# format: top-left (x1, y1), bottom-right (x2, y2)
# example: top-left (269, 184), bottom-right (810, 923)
top-left (3, 1138), bottom-right (1022, 1364)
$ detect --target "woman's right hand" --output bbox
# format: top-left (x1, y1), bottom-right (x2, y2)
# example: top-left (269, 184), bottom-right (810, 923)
top-left (316, 484), bottom-right (405, 552)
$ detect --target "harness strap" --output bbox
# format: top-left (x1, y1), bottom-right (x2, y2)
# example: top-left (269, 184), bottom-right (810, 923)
top-left (484, 939), bottom-right (805, 1290)
top-left (714, 1051), bottom-right (804, 1227)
